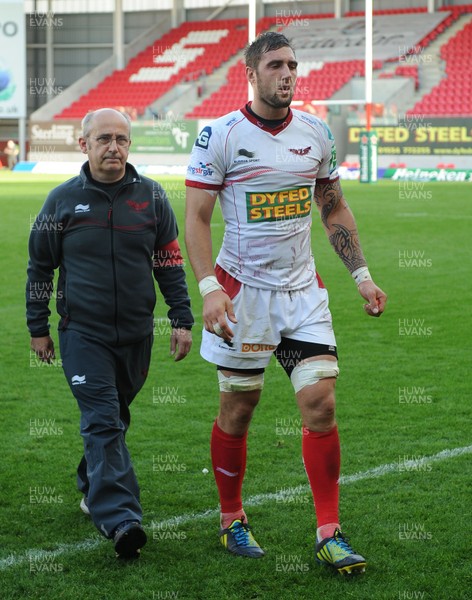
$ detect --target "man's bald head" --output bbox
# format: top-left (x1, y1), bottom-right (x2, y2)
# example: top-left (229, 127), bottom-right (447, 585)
top-left (81, 109), bottom-right (131, 138)
top-left (78, 108), bottom-right (132, 183)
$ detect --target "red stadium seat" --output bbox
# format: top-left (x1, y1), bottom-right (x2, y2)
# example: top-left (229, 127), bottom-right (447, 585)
top-left (407, 16), bottom-right (472, 117)
top-left (55, 19), bottom-right (250, 119)
top-left (54, 8), bottom-right (472, 121)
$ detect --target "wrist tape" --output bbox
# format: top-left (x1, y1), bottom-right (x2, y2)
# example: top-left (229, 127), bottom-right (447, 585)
top-left (198, 275), bottom-right (224, 297)
top-left (352, 266), bottom-right (372, 286)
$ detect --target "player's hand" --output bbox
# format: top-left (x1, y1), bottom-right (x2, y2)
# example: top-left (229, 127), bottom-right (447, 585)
top-left (170, 327), bottom-right (192, 361)
top-left (358, 280), bottom-right (387, 317)
top-left (30, 336), bottom-right (56, 363)
top-left (203, 289), bottom-right (237, 341)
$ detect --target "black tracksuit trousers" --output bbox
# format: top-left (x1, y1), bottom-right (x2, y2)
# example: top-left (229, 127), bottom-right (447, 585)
top-left (59, 328), bottom-right (153, 538)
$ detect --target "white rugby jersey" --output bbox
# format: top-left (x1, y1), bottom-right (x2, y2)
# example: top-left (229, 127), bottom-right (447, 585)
top-left (185, 105), bottom-right (339, 291)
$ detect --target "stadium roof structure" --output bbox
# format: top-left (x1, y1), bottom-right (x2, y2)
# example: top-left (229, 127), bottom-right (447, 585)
top-left (24, 0), bottom-right (294, 14)
top-left (24, 0), bottom-right (453, 16)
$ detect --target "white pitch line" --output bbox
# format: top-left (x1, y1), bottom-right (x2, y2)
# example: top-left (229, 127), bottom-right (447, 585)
top-left (1, 444), bottom-right (470, 571)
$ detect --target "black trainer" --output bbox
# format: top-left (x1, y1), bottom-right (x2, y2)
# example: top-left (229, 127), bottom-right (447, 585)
top-left (113, 521), bottom-right (147, 559)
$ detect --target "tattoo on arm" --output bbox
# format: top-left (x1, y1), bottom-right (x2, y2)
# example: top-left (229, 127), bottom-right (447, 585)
top-left (314, 180), bottom-right (342, 229)
top-left (328, 223), bottom-right (367, 273)
top-left (315, 180), bottom-right (367, 273)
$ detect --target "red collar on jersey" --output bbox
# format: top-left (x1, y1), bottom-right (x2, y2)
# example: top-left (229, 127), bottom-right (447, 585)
top-left (241, 102), bottom-right (293, 135)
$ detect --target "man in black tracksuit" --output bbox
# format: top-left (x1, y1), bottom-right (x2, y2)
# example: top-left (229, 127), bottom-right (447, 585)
top-left (26, 108), bottom-right (193, 559)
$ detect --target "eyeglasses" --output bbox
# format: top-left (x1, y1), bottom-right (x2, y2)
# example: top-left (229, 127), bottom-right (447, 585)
top-left (92, 135), bottom-right (130, 147)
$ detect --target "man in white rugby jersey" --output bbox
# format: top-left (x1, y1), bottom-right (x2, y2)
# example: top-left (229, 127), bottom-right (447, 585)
top-left (185, 31), bottom-right (387, 576)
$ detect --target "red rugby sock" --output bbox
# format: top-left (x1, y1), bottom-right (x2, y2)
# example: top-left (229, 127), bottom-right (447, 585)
top-left (302, 425), bottom-right (340, 530)
top-left (211, 420), bottom-right (247, 524)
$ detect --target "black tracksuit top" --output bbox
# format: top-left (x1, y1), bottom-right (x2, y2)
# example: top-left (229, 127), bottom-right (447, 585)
top-left (26, 162), bottom-right (193, 346)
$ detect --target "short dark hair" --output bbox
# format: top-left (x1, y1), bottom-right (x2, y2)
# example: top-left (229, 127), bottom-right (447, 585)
top-left (244, 32), bottom-right (295, 69)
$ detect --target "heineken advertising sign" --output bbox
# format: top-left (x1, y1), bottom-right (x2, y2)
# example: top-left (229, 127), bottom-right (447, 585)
top-left (384, 167), bottom-right (472, 182)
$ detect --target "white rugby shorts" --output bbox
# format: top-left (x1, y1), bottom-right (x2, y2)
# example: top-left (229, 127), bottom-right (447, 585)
top-left (200, 266), bottom-right (336, 370)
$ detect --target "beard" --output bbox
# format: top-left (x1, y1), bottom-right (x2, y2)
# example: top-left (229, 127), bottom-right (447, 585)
top-left (255, 75), bottom-right (294, 110)
top-left (263, 93), bottom-right (293, 109)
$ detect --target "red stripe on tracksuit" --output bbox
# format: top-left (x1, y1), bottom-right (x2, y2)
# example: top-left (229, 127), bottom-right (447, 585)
top-left (154, 239), bottom-right (184, 268)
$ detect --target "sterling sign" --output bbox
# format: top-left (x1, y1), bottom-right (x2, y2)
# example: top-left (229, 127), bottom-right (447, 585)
top-left (29, 122), bottom-right (83, 152)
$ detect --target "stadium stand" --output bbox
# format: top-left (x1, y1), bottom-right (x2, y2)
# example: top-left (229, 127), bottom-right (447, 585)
top-left (53, 5), bottom-right (472, 122)
top-left (186, 60), bottom-right (384, 119)
top-left (186, 9), bottom-right (455, 119)
top-left (408, 12), bottom-right (472, 116)
top-left (186, 60), bottom-right (246, 118)
top-left (55, 19), bottom-right (249, 119)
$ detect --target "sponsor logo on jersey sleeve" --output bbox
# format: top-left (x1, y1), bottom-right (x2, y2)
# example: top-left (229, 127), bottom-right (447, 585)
top-left (329, 140), bottom-right (338, 175)
top-left (187, 162), bottom-right (214, 177)
top-left (195, 126), bottom-right (212, 149)
top-left (322, 122), bottom-right (338, 175)
top-left (246, 186), bottom-right (312, 222)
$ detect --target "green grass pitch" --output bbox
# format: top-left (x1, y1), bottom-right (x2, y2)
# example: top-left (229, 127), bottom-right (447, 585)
top-left (0, 172), bottom-right (470, 599)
